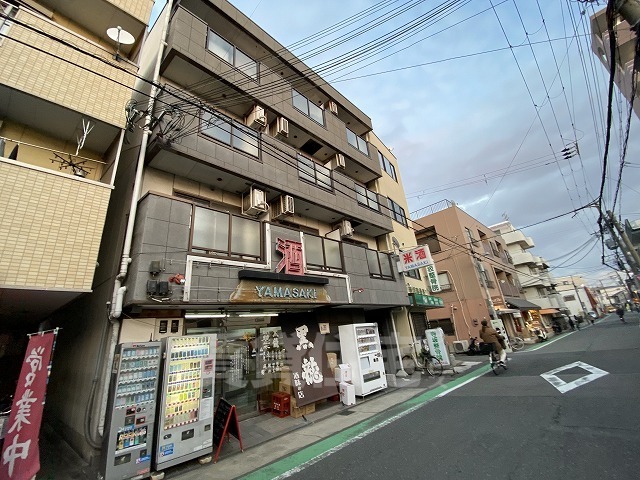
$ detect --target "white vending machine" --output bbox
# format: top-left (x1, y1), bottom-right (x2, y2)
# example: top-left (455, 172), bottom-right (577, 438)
top-left (338, 323), bottom-right (387, 396)
top-left (154, 334), bottom-right (217, 470)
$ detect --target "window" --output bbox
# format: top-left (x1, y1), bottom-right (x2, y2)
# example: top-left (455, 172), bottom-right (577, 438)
top-left (298, 155), bottom-right (332, 190)
top-left (437, 272), bottom-right (451, 290)
top-left (355, 184), bottom-right (381, 211)
top-left (465, 227), bottom-right (478, 246)
top-left (303, 235), bottom-right (343, 272)
top-left (417, 227), bottom-right (441, 253)
top-left (292, 89), bottom-right (324, 125)
top-left (201, 110), bottom-right (259, 157)
top-left (563, 295), bottom-right (576, 302)
top-left (378, 151), bottom-right (397, 181)
top-left (346, 127), bottom-right (368, 155)
top-left (207, 30), bottom-right (258, 80)
top-left (192, 206), bottom-right (262, 260)
top-left (387, 198), bottom-right (407, 227)
top-left (405, 268), bottom-right (421, 280)
top-left (366, 249), bottom-right (394, 280)
top-left (427, 318), bottom-right (455, 336)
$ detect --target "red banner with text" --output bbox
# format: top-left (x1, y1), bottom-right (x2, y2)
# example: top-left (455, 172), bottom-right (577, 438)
top-left (1, 331), bottom-right (56, 480)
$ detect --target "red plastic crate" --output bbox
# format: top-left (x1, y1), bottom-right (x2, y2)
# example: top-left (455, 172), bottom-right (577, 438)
top-left (272, 392), bottom-right (290, 418)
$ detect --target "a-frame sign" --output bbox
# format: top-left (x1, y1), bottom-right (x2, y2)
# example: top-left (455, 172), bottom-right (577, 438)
top-left (212, 398), bottom-right (244, 463)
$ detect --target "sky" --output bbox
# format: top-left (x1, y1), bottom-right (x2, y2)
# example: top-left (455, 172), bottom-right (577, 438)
top-left (150, 0), bottom-right (640, 288)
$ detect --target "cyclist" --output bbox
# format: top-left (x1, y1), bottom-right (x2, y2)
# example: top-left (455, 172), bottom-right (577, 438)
top-left (480, 320), bottom-right (507, 366)
top-left (615, 306), bottom-right (626, 323)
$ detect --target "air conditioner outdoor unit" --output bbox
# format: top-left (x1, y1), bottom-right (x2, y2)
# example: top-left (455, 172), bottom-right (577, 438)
top-left (275, 117), bottom-right (289, 137)
top-left (338, 219), bottom-right (354, 238)
top-left (271, 194), bottom-right (295, 218)
top-left (326, 153), bottom-right (345, 170)
top-left (245, 105), bottom-right (266, 129)
top-left (326, 100), bottom-right (338, 115)
top-left (452, 340), bottom-right (469, 353)
top-left (242, 187), bottom-right (268, 215)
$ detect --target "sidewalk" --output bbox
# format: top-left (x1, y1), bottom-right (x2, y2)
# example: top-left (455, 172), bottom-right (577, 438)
top-left (38, 359), bottom-right (482, 480)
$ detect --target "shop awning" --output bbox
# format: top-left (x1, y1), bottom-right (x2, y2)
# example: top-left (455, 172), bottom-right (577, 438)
top-left (504, 297), bottom-right (541, 310)
top-left (539, 308), bottom-right (559, 315)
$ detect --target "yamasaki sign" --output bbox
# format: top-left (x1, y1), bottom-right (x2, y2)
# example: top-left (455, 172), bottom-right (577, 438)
top-left (230, 280), bottom-right (331, 303)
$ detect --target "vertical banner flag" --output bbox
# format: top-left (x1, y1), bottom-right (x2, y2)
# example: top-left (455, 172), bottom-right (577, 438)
top-left (1, 331), bottom-right (56, 480)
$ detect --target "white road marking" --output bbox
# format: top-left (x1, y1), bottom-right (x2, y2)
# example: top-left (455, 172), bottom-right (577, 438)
top-left (540, 361), bottom-right (609, 393)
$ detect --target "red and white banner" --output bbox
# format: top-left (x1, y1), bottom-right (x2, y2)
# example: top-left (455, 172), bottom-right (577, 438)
top-left (1, 331), bottom-right (56, 480)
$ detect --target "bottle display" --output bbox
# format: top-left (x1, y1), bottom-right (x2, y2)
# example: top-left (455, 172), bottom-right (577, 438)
top-left (339, 323), bottom-right (387, 396)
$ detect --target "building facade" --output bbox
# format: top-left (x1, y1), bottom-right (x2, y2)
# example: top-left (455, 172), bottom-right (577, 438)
top-left (411, 201), bottom-right (530, 348)
top-left (33, 0), bottom-right (422, 465)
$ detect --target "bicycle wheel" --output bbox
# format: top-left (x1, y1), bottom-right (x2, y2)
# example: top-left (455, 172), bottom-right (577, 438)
top-left (490, 354), bottom-right (499, 375)
top-left (425, 357), bottom-right (443, 377)
top-left (401, 355), bottom-right (417, 375)
top-left (511, 336), bottom-right (524, 351)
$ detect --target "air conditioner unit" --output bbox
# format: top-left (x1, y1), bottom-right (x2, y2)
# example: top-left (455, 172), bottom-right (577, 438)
top-left (326, 153), bottom-right (345, 170)
top-left (452, 340), bottom-right (469, 354)
top-left (242, 187), bottom-right (268, 216)
top-left (338, 219), bottom-right (353, 238)
top-left (245, 105), bottom-right (266, 129)
top-left (275, 117), bottom-right (289, 137)
top-left (326, 100), bottom-right (338, 115)
top-left (271, 194), bottom-right (294, 218)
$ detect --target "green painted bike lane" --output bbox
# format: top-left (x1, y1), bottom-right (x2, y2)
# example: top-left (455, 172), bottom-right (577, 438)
top-left (240, 365), bottom-right (491, 479)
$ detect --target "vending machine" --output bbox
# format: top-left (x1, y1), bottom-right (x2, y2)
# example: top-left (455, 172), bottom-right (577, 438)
top-left (101, 342), bottom-right (162, 480)
top-left (154, 334), bottom-right (217, 470)
top-left (338, 323), bottom-right (387, 396)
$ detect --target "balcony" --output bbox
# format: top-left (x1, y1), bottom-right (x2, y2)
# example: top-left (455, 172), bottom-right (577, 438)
top-left (499, 280), bottom-right (522, 298)
top-left (0, 155), bottom-right (111, 328)
top-left (159, 5), bottom-right (382, 183)
top-left (510, 251), bottom-right (537, 266)
top-left (502, 230), bottom-right (535, 250)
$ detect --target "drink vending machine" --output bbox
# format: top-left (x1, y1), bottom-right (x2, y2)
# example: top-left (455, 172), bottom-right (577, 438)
top-left (338, 323), bottom-right (387, 396)
top-left (101, 342), bottom-right (162, 480)
top-left (154, 334), bottom-right (217, 470)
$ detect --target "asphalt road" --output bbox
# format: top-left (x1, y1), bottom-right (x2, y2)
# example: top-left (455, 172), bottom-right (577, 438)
top-left (270, 313), bottom-right (640, 480)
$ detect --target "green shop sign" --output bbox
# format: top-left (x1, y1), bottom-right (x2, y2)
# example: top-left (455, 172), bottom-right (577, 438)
top-left (411, 293), bottom-right (444, 307)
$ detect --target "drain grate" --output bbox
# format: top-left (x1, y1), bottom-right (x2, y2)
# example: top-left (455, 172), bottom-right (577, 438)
top-left (337, 410), bottom-right (355, 416)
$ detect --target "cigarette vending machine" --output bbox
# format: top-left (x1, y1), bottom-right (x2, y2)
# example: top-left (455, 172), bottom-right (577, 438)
top-left (101, 342), bottom-right (161, 480)
top-left (154, 334), bottom-right (217, 470)
top-left (339, 323), bottom-right (387, 396)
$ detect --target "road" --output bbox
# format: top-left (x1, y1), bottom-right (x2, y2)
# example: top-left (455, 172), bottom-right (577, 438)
top-left (245, 313), bottom-right (640, 479)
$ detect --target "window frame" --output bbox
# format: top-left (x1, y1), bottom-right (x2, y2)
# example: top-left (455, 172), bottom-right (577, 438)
top-left (366, 249), bottom-right (395, 280)
top-left (297, 154), bottom-right (333, 191)
top-left (191, 205), bottom-right (264, 262)
top-left (303, 234), bottom-right (344, 273)
top-left (387, 198), bottom-right (408, 227)
top-left (346, 127), bottom-right (369, 155)
top-left (201, 110), bottom-right (260, 158)
top-left (292, 88), bottom-right (325, 126)
top-left (355, 184), bottom-right (381, 211)
top-left (378, 151), bottom-right (397, 181)
top-left (206, 29), bottom-right (258, 81)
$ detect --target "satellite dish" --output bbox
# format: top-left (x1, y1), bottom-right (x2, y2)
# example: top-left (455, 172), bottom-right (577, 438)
top-left (107, 26), bottom-right (135, 60)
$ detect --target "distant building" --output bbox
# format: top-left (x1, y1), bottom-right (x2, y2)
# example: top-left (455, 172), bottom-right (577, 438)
top-left (591, 8), bottom-right (640, 117)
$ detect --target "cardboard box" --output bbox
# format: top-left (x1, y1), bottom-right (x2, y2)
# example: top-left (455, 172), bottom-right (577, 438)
top-left (335, 364), bottom-right (352, 383)
top-left (291, 406), bottom-right (305, 418)
top-left (279, 382), bottom-right (293, 395)
top-left (327, 352), bottom-right (338, 372)
top-left (305, 403), bottom-right (316, 415)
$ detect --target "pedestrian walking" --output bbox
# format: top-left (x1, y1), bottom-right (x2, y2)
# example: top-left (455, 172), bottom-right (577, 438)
top-left (568, 316), bottom-right (575, 331)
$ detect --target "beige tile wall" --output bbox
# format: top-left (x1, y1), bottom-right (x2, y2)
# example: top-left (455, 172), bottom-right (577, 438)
top-left (110, 0), bottom-right (154, 24)
top-left (0, 10), bottom-right (138, 128)
top-left (0, 160), bottom-right (111, 290)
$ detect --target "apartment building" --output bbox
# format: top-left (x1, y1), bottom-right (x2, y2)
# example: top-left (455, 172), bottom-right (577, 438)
top-left (0, 0), bottom-right (152, 436)
top-left (30, 0), bottom-right (423, 466)
top-left (411, 201), bottom-right (530, 349)
top-left (491, 221), bottom-right (568, 329)
top-left (591, 7), bottom-right (640, 117)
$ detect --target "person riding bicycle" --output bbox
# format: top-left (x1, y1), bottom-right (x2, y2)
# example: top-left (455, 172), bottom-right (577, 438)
top-left (480, 320), bottom-right (507, 366)
top-left (615, 306), bottom-right (626, 323)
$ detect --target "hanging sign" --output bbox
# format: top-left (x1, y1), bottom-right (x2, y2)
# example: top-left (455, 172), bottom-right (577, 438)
top-left (1, 331), bottom-right (57, 480)
top-left (398, 245), bottom-right (433, 272)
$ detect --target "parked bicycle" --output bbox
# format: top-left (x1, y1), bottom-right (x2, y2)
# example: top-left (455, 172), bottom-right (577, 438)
top-left (508, 335), bottom-right (525, 351)
top-left (401, 339), bottom-right (443, 377)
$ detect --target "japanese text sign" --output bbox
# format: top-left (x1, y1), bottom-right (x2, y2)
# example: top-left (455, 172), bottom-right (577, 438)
top-left (275, 238), bottom-right (303, 275)
top-left (426, 264), bottom-right (441, 293)
top-left (398, 245), bottom-right (433, 272)
top-left (1, 332), bottom-right (56, 480)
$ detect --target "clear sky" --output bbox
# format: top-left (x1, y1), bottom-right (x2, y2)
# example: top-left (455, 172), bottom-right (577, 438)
top-left (150, 0), bottom-right (640, 287)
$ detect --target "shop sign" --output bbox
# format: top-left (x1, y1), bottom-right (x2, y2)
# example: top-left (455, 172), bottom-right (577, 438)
top-left (491, 296), bottom-right (506, 309)
top-left (230, 279), bottom-right (331, 304)
top-left (275, 238), bottom-right (303, 275)
top-left (281, 321), bottom-right (336, 407)
top-left (398, 245), bottom-right (433, 272)
top-left (424, 328), bottom-right (451, 366)
top-left (426, 264), bottom-right (441, 293)
top-left (1, 331), bottom-right (57, 480)
top-left (411, 293), bottom-right (444, 307)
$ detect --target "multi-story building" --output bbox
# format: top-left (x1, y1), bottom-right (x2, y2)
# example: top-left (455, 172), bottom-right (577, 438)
top-left (411, 201), bottom-right (533, 349)
top-left (0, 0), bottom-right (152, 436)
top-left (591, 7), bottom-right (640, 117)
top-left (490, 221), bottom-right (568, 328)
top-left (556, 275), bottom-right (594, 317)
top-left (35, 0), bottom-right (419, 465)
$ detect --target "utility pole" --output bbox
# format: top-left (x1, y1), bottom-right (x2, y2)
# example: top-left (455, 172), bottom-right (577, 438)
top-left (612, 0), bottom-right (640, 31)
top-left (606, 211), bottom-right (640, 292)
